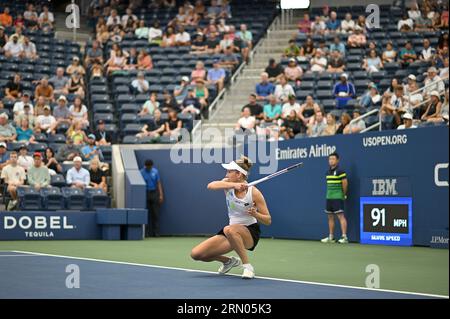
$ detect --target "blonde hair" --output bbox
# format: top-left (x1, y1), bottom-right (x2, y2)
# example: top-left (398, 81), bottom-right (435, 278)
top-left (235, 156), bottom-right (253, 177)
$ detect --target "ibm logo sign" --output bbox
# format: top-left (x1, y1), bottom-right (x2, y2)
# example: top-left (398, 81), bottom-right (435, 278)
top-left (372, 179), bottom-right (398, 196)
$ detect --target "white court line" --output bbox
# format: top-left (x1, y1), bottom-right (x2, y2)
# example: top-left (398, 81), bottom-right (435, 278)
top-left (12, 250), bottom-right (449, 299)
top-left (0, 255), bottom-right (47, 257)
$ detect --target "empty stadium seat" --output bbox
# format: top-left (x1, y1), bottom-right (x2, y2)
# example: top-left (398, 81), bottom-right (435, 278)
top-left (62, 187), bottom-right (87, 210)
top-left (41, 187), bottom-right (65, 210)
top-left (85, 188), bottom-right (110, 210)
top-left (17, 187), bottom-right (42, 210)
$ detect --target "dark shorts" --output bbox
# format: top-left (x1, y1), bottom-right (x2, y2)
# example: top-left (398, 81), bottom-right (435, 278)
top-left (217, 223), bottom-right (261, 251)
top-left (325, 199), bottom-right (345, 214)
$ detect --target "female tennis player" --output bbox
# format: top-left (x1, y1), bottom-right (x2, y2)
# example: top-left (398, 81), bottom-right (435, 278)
top-left (190, 156), bottom-right (272, 279)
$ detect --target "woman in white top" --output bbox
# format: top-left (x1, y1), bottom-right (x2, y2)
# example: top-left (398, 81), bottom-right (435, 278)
top-left (191, 156), bottom-right (272, 279)
top-left (274, 76), bottom-right (295, 103)
top-left (69, 97), bottom-right (89, 128)
top-left (235, 107), bottom-right (256, 133)
top-left (382, 42), bottom-right (397, 63)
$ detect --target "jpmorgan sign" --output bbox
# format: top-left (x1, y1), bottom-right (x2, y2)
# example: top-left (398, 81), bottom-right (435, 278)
top-left (0, 212), bottom-right (101, 240)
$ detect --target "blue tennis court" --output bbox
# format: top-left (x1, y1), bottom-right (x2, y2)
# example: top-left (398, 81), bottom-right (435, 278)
top-left (0, 251), bottom-right (445, 299)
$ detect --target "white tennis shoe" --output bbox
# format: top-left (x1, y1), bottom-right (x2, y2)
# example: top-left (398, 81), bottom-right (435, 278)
top-left (218, 256), bottom-right (241, 274)
top-left (242, 264), bottom-right (255, 279)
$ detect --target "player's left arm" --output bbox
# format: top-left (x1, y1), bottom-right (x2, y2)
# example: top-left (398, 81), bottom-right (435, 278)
top-left (248, 187), bottom-right (272, 226)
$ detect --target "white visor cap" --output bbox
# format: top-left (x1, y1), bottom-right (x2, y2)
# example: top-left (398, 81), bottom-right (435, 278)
top-left (221, 161), bottom-right (248, 176)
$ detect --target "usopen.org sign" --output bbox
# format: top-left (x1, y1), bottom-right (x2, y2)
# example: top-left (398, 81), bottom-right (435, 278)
top-left (0, 212), bottom-right (101, 240)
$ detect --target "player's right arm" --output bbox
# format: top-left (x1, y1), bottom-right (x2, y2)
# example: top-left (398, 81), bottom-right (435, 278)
top-left (207, 178), bottom-right (247, 191)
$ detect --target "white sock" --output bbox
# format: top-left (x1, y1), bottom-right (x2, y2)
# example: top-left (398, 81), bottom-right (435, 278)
top-left (242, 263), bottom-right (254, 271)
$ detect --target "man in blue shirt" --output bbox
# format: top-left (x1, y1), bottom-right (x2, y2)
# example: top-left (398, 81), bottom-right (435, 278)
top-left (207, 60), bottom-right (226, 91)
top-left (333, 73), bottom-right (355, 109)
top-left (326, 11), bottom-right (340, 32)
top-left (329, 36), bottom-right (346, 57)
top-left (140, 159), bottom-right (164, 237)
top-left (0, 142), bottom-right (10, 171)
top-left (81, 134), bottom-right (104, 161)
top-left (255, 72), bottom-right (275, 102)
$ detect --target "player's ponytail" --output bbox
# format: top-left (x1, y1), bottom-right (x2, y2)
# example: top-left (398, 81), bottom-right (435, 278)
top-left (236, 156), bottom-right (253, 178)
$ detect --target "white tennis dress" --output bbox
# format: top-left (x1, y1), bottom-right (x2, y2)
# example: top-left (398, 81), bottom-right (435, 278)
top-left (225, 186), bottom-right (257, 226)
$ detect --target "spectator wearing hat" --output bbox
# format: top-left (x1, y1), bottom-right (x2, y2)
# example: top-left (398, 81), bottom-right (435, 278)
top-left (255, 72), bottom-right (275, 102)
top-left (131, 71), bottom-right (150, 95)
top-left (27, 152), bottom-right (50, 190)
top-left (56, 136), bottom-right (81, 162)
top-left (1, 151), bottom-right (25, 210)
top-left (4, 73), bottom-right (23, 101)
top-left (333, 74), bottom-right (356, 108)
top-left (285, 58), bottom-right (304, 82)
top-left (35, 105), bottom-right (56, 134)
top-left (241, 94), bottom-right (264, 124)
top-left (3, 34), bottom-right (22, 58)
top-left (0, 113), bottom-right (16, 142)
top-left (207, 60), bottom-right (226, 91)
top-left (327, 49), bottom-right (345, 73)
top-left (17, 145), bottom-right (33, 171)
top-left (265, 58), bottom-right (284, 83)
top-left (81, 134), bottom-right (104, 161)
top-left (310, 50), bottom-right (327, 73)
top-left (66, 56), bottom-right (86, 76)
top-left (424, 67), bottom-right (445, 97)
top-left (0, 142), bottom-right (10, 171)
top-left (281, 95), bottom-right (301, 120)
top-left (52, 95), bottom-right (72, 128)
top-left (34, 77), bottom-right (54, 104)
top-left (174, 76), bottom-right (190, 104)
top-left (49, 67), bottom-right (70, 96)
top-left (421, 91), bottom-right (443, 122)
top-left (347, 26), bottom-right (366, 48)
top-left (13, 92), bottom-right (34, 118)
top-left (94, 120), bottom-right (112, 146)
top-left (67, 156), bottom-right (90, 190)
top-left (397, 113), bottom-right (417, 129)
top-left (359, 83), bottom-right (382, 108)
top-left (399, 41), bottom-right (417, 69)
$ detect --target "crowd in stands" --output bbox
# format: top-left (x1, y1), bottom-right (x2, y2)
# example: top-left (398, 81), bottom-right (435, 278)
top-left (235, 0), bottom-right (449, 140)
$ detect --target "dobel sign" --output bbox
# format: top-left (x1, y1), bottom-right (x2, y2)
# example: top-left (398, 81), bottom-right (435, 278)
top-left (3, 216), bottom-right (74, 230)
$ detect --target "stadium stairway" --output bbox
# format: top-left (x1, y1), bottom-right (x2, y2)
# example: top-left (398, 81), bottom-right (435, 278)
top-left (195, 15), bottom-right (301, 145)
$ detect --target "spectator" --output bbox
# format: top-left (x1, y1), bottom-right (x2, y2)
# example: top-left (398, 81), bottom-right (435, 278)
top-left (17, 145), bottom-right (33, 171)
top-left (175, 26), bottom-right (191, 46)
top-left (274, 76), bottom-right (295, 103)
top-left (407, 2), bottom-right (421, 22)
top-left (38, 5), bottom-right (54, 31)
top-left (219, 32), bottom-right (234, 53)
top-left (21, 36), bottom-right (37, 60)
top-left (399, 41), bottom-right (418, 69)
top-left (174, 76), bottom-right (190, 104)
top-left (383, 78), bottom-right (400, 97)
top-left (106, 9), bottom-right (121, 29)
top-left (94, 120), bottom-right (112, 146)
top-left (0, 142), bottom-right (9, 171)
top-left (397, 113), bottom-right (417, 129)
top-left (13, 14), bottom-right (24, 29)
top-left (322, 113), bottom-right (338, 136)
top-left (14, 103), bottom-right (35, 129)
top-left (300, 37), bottom-right (316, 59)
top-left (336, 112), bottom-right (351, 134)
top-left (35, 105), bottom-right (56, 134)
top-left (382, 42), bottom-right (397, 63)
top-left (424, 67), bottom-right (445, 97)
top-left (105, 49), bottom-right (127, 75)
top-left (0, 7), bottom-right (13, 27)
top-left (164, 109), bottom-right (182, 138)
top-left (327, 49), bottom-right (345, 73)
top-left (284, 39), bottom-right (301, 60)
top-left (66, 56), bottom-right (86, 76)
top-left (148, 21), bottom-right (163, 44)
top-left (265, 58), bottom-right (284, 83)
top-left (81, 134), bottom-right (104, 161)
top-left (84, 40), bottom-right (104, 68)
top-left (0, 113), bottom-right (16, 142)
top-left (160, 90), bottom-right (179, 113)
top-left (437, 32), bottom-right (449, 56)
top-left (56, 136), bottom-right (81, 162)
top-left (219, 46), bottom-right (239, 71)
top-left (340, 13), bottom-right (355, 33)
top-left (139, 92), bottom-right (160, 116)
top-left (89, 157), bottom-right (107, 193)
top-left (43, 147), bottom-right (62, 175)
top-left (345, 110), bottom-right (366, 134)
top-left (285, 58), bottom-right (304, 82)
top-left (69, 97), bottom-right (89, 128)
top-left (0, 26), bottom-right (8, 54)
top-left (310, 50), bottom-right (328, 73)
top-left (317, 40), bottom-right (329, 57)
top-left (263, 95), bottom-right (282, 123)
top-left (380, 85), bottom-right (407, 127)
top-left (236, 24), bottom-right (253, 49)
top-left (191, 61), bottom-right (206, 83)
top-left (403, 75), bottom-right (423, 110)
top-left (241, 94), bottom-right (264, 123)
top-left (16, 118), bottom-right (35, 143)
top-left (235, 107), bottom-right (255, 133)
top-left (121, 8), bottom-right (137, 27)
top-left (333, 73), bottom-right (356, 108)
top-left (190, 33), bottom-right (207, 54)
top-left (255, 72), bottom-right (275, 102)
top-left (1, 151), bottom-right (25, 210)
top-left (27, 152), bottom-right (50, 190)
top-left (307, 110), bottom-right (327, 137)
top-left (359, 83), bottom-right (382, 108)
top-left (3, 34), bottom-right (22, 58)
top-left (13, 92), bottom-right (34, 118)
top-left (299, 95), bottom-right (321, 126)
top-left (205, 32), bottom-right (220, 54)
top-left (194, 79), bottom-right (209, 114)
top-left (33, 96), bottom-right (48, 117)
top-left (398, 13), bottom-right (414, 31)
top-left (137, 49), bottom-right (153, 70)
top-left (329, 36), bottom-right (346, 57)
top-left (207, 60), bottom-right (226, 91)
top-left (298, 13), bottom-right (311, 34)
top-left (67, 120), bottom-right (87, 146)
top-left (414, 10), bottom-right (433, 31)
top-left (440, 57), bottom-right (449, 79)
top-left (161, 26), bottom-right (176, 47)
top-left (90, 62), bottom-right (104, 79)
top-left (422, 91), bottom-right (443, 122)
top-left (131, 71), bottom-right (150, 95)
top-left (347, 26), bottom-right (366, 48)
top-left (281, 95), bottom-right (301, 119)
top-left (136, 109), bottom-right (166, 139)
top-left (5, 73), bottom-right (23, 101)
top-left (34, 77), bottom-right (54, 103)
top-left (66, 156), bottom-right (90, 189)
top-left (280, 110), bottom-right (305, 139)
top-left (420, 39), bottom-right (436, 62)
top-left (49, 68), bottom-right (69, 96)
top-left (363, 49), bottom-right (384, 73)
top-left (52, 95), bottom-right (72, 130)
top-left (311, 16), bottom-right (326, 35)
top-left (326, 11), bottom-right (340, 32)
